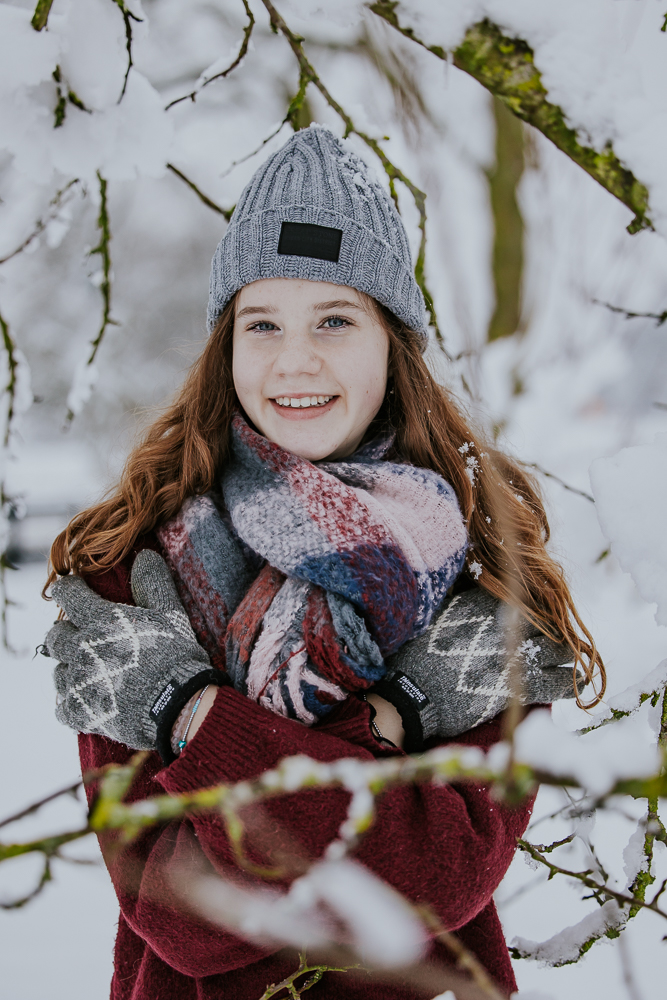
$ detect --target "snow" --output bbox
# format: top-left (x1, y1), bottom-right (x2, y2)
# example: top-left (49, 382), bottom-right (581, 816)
top-left (0, 0), bottom-right (172, 187)
top-left (0, 6), bottom-right (59, 92)
top-left (512, 899), bottom-right (628, 967)
top-left (65, 360), bottom-right (99, 419)
top-left (590, 434), bottom-right (667, 626)
top-left (514, 706), bottom-right (660, 796)
top-left (2, 0), bottom-right (667, 996)
top-left (55, 0), bottom-right (129, 111)
top-left (0, 563), bottom-right (118, 1000)
top-left (188, 858), bottom-right (427, 968)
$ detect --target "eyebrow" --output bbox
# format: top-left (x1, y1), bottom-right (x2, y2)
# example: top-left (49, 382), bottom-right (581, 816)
top-left (312, 299), bottom-right (363, 312)
top-left (235, 305), bottom-right (279, 318)
top-left (236, 299), bottom-right (364, 319)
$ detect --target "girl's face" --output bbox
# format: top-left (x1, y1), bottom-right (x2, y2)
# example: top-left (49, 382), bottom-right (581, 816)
top-left (232, 278), bottom-right (389, 461)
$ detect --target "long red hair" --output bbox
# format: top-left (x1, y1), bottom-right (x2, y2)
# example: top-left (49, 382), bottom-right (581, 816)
top-left (47, 294), bottom-right (605, 707)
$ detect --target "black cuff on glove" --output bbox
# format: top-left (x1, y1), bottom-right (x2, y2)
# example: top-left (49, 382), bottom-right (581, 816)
top-left (153, 669), bottom-right (232, 765)
top-left (370, 672), bottom-right (431, 754)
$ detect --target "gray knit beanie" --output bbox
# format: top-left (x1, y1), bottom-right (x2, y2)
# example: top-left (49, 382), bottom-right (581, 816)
top-left (207, 125), bottom-right (428, 349)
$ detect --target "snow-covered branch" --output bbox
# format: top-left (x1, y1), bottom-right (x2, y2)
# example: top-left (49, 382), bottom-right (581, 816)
top-left (64, 173), bottom-right (118, 422)
top-left (0, 179), bottom-right (80, 266)
top-left (370, 3), bottom-right (652, 234)
top-left (165, 0), bottom-right (255, 110)
top-left (2, 693), bottom-right (666, 910)
top-left (111, 1), bottom-right (144, 103)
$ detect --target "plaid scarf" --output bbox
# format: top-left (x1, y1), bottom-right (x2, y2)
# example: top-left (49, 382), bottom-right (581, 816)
top-left (157, 414), bottom-right (467, 724)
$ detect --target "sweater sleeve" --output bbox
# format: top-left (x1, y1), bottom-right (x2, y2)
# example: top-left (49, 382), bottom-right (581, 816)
top-left (80, 558), bottom-right (534, 980)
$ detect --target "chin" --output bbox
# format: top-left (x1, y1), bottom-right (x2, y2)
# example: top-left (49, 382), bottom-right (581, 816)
top-left (271, 429), bottom-right (341, 462)
top-left (282, 440), bottom-right (337, 461)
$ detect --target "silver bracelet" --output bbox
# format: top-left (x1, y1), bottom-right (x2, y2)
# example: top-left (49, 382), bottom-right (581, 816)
top-left (177, 685), bottom-right (210, 751)
top-left (363, 693), bottom-right (392, 745)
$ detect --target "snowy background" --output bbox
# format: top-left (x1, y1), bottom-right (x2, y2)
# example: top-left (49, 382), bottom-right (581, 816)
top-left (1, 1), bottom-right (667, 998)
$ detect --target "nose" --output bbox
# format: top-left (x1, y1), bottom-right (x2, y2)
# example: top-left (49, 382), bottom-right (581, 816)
top-left (272, 328), bottom-right (322, 378)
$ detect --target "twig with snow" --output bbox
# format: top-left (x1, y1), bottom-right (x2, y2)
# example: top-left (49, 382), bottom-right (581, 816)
top-left (1, 311), bottom-right (20, 450)
top-left (578, 664), bottom-right (667, 734)
top-left (111, 1), bottom-right (144, 103)
top-left (165, 0), bottom-right (255, 111)
top-left (1, 309), bottom-right (32, 648)
top-left (65, 173), bottom-right (119, 424)
top-left (0, 181), bottom-right (81, 267)
top-left (516, 838), bottom-right (667, 924)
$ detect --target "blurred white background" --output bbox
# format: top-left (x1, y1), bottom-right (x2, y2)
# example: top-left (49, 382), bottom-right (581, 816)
top-left (2, 2), bottom-right (667, 997)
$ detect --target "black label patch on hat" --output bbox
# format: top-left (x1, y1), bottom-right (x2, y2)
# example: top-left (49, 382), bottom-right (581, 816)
top-left (277, 221), bottom-right (342, 263)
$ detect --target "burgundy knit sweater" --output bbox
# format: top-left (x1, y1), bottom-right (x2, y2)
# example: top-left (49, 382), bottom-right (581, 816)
top-left (79, 558), bottom-right (534, 1000)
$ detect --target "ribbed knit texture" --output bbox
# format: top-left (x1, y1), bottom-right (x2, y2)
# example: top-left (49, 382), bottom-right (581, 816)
top-left (157, 414), bottom-right (467, 725)
top-left (207, 125), bottom-right (429, 346)
top-left (79, 541), bottom-right (532, 1000)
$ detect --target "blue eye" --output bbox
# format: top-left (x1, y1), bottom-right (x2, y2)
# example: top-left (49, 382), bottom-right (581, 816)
top-left (322, 316), bottom-right (349, 329)
top-left (251, 321), bottom-right (278, 332)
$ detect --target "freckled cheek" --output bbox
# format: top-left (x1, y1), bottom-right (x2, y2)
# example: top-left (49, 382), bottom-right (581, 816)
top-left (233, 350), bottom-right (266, 403)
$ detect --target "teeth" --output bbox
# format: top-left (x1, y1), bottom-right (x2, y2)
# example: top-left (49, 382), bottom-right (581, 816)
top-left (275, 395), bottom-right (333, 408)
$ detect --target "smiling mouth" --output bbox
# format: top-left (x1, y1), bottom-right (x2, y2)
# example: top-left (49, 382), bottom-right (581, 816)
top-left (273, 395), bottom-right (336, 409)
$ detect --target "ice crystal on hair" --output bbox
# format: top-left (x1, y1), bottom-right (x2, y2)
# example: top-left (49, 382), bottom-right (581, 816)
top-left (469, 559), bottom-right (482, 580)
top-left (464, 455), bottom-right (479, 484)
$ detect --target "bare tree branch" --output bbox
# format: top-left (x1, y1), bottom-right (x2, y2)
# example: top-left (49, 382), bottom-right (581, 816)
top-left (166, 164), bottom-right (234, 220)
top-left (594, 299), bottom-right (667, 327)
top-left (525, 462), bottom-right (595, 503)
top-left (0, 779), bottom-right (82, 831)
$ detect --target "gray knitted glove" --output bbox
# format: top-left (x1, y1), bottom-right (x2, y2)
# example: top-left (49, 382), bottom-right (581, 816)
top-left (373, 587), bottom-right (579, 752)
top-left (45, 549), bottom-right (227, 760)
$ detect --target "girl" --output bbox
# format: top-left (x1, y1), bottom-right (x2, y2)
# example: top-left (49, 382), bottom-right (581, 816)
top-left (45, 126), bottom-right (604, 999)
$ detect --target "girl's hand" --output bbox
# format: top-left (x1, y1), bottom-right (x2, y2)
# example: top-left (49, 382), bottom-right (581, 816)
top-left (44, 550), bottom-right (227, 761)
top-left (365, 693), bottom-right (405, 748)
top-left (371, 587), bottom-right (577, 752)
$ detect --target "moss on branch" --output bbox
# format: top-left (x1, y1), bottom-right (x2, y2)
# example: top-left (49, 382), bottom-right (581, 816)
top-left (31, 0), bottom-right (54, 31)
top-left (370, 4), bottom-right (652, 234)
